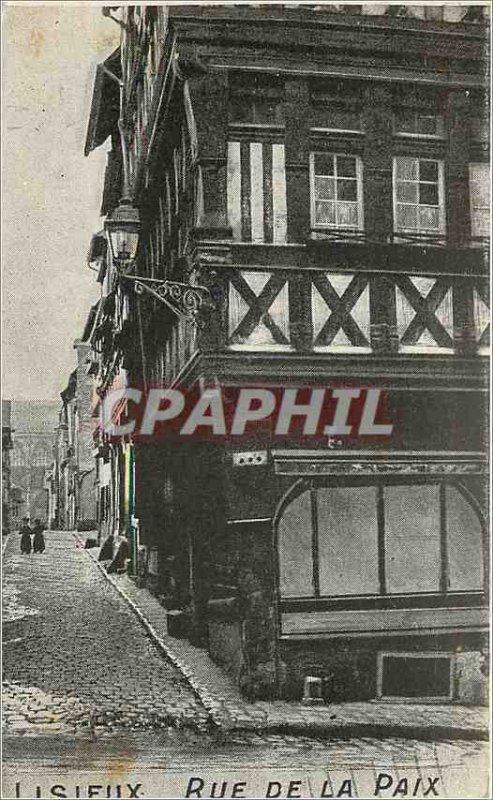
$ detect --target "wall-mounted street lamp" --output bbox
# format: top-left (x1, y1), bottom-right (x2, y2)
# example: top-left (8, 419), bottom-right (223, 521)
top-left (104, 201), bottom-right (212, 323)
top-left (104, 198), bottom-right (141, 274)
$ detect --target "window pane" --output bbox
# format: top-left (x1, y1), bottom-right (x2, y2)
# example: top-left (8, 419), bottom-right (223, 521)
top-left (469, 164), bottom-right (490, 207)
top-left (337, 156), bottom-right (357, 178)
top-left (328, 108), bottom-right (361, 131)
top-left (470, 117), bottom-right (489, 143)
top-left (469, 163), bottom-right (490, 238)
top-left (420, 160), bottom-right (439, 182)
top-left (397, 182), bottom-right (418, 203)
top-left (446, 487), bottom-right (483, 591)
top-left (395, 111), bottom-right (416, 134)
top-left (385, 485), bottom-right (441, 593)
top-left (314, 153), bottom-right (334, 175)
top-left (419, 182), bottom-right (439, 205)
top-left (253, 99), bottom-right (285, 125)
top-left (337, 202), bottom-right (359, 227)
top-left (396, 204), bottom-right (418, 230)
top-left (315, 176), bottom-right (335, 200)
top-left (417, 115), bottom-right (442, 136)
top-left (419, 206), bottom-right (440, 230)
top-left (315, 201), bottom-right (336, 225)
top-left (472, 210), bottom-right (490, 238)
top-left (229, 99), bottom-right (251, 123)
top-left (279, 490), bottom-right (314, 597)
top-left (317, 486), bottom-right (380, 596)
top-left (338, 179), bottom-right (357, 201)
top-left (396, 157), bottom-right (418, 181)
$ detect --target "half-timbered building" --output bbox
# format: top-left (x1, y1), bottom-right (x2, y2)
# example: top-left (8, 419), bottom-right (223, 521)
top-left (85, 4), bottom-right (489, 703)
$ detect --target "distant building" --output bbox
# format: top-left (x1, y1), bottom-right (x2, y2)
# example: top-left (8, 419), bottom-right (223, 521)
top-left (9, 401), bottom-right (59, 529)
top-left (2, 400), bottom-right (14, 535)
top-left (52, 337), bottom-right (98, 531)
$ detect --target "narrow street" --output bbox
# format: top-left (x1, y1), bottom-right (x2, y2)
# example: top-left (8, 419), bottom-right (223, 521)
top-left (2, 531), bottom-right (489, 799)
top-left (2, 531), bottom-right (209, 734)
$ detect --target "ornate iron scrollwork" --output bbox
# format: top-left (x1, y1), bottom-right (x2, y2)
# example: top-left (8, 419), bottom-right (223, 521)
top-left (126, 276), bottom-right (212, 323)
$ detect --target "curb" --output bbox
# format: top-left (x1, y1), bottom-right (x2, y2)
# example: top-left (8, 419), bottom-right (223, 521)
top-left (73, 533), bottom-right (231, 730)
top-left (74, 534), bottom-right (488, 742)
top-left (258, 720), bottom-right (489, 742)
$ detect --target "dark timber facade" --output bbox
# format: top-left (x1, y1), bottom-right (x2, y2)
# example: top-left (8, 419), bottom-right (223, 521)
top-left (86, 5), bottom-right (489, 703)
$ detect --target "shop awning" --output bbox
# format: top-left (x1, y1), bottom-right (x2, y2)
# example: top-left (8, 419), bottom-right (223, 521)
top-left (84, 47), bottom-right (121, 157)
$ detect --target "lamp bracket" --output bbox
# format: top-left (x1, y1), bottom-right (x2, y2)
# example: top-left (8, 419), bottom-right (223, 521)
top-left (126, 276), bottom-right (212, 323)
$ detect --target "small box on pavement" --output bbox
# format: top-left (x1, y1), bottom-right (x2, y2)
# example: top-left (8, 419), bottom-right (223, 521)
top-left (302, 675), bottom-right (324, 705)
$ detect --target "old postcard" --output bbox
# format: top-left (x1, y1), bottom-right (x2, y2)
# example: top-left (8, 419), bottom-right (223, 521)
top-left (1, 2), bottom-right (490, 798)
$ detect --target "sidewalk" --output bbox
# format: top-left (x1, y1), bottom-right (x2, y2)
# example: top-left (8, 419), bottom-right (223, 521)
top-left (78, 535), bottom-right (489, 742)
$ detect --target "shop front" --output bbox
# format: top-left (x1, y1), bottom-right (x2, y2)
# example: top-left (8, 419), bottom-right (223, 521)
top-left (273, 451), bottom-right (488, 703)
top-left (207, 448), bottom-right (488, 703)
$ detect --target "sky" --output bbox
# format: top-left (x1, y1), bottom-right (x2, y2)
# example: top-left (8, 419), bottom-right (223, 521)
top-left (2, 2), bottom-right (120, 402)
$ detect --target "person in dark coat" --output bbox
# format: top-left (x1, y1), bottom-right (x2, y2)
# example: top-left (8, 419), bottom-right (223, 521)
top-left (98, 534), bottom-right (114, 562)
top-left (107, 537), bottom-right (129, 574)
top-left (32, 519), bottom-right (46, 554)
top-left (18, 518), bottom-right (32, 554)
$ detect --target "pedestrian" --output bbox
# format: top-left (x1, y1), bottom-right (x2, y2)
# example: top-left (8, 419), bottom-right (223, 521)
top-left (32, 518), bottom-right (46, 554)
top-left (18, 517), bottom-right (32, 555)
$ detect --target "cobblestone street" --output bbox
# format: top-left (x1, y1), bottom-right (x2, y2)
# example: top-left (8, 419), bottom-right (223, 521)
top-left (2, 531), bottom-right (210, 734)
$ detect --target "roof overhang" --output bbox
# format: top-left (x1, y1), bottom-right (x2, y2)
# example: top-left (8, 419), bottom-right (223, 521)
top-left (84, 47), bottom-right (121, 157)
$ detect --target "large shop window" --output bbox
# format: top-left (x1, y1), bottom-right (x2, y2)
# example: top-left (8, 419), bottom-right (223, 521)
top-left (278, 483), bottom-right (483, 599)
top-left (310, 153), bottom-right (364, 231)
top-left (393, 157), bottom-right (445, 238)
top-left (469, 163), bottom-right (490, 240)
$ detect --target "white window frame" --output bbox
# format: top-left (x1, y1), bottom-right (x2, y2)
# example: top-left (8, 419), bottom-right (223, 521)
top-left (468, 162), bottom-right (490, 241)
top-left (393, 156), bottom-right (446, 237)
top-left (310, 152), bottom-right (364, 231)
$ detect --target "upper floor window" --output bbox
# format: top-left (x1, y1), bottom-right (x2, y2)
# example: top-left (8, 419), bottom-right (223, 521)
top-left (393, 157), bottom-right (445, 237)
top-left (469, 163), bottom-right (490, 240)
top-left (394, 111), bottom-right (444, 139)
top-left (393, 85), bottom-right (445, 141)
top-left (470, 116), bottom-right (489, 143)
top-left (469, 92), bottom-right (489, 143)
top-left (310, 153), bottom-right (363, 230)
top-left (310, 79), bottom-right (363, 133)
top-left (229, 74), bottom-right (285, 126)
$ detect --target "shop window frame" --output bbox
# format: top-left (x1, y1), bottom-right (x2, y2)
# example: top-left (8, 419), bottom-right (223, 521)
top-left (276, 475), bottom-right (487, 608)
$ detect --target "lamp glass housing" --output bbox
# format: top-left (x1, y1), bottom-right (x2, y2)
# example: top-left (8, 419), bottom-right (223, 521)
top-left (105, 199), bottom-right (141, 273)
